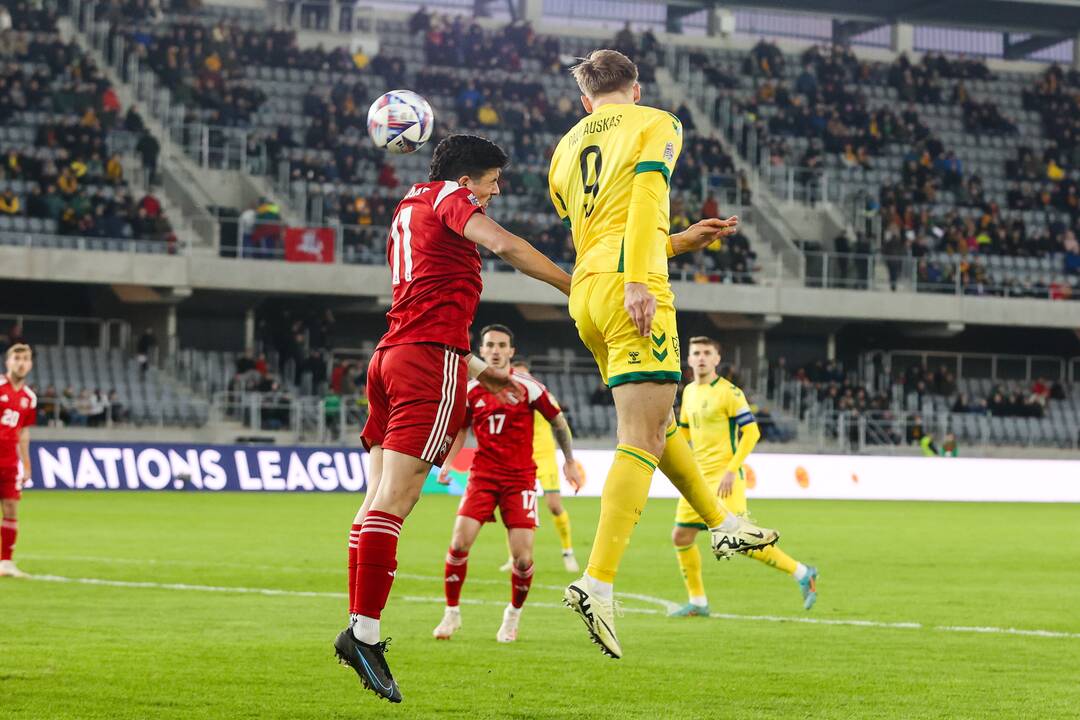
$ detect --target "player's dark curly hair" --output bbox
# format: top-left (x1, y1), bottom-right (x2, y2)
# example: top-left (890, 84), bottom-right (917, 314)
top-left (429, 134), bottom-right (509, 181)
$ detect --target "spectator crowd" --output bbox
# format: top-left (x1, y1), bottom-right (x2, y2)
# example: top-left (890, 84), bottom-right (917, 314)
top-left (0, 15), bottom-right (175, 246)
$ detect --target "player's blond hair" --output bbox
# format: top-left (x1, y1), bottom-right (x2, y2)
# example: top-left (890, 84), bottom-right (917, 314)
top-left (5, 343), bottom-right (31, 360)
top-left (688, 336), bottom-right (721, 354)
top-left (571, 49), bottom-right (638, 98)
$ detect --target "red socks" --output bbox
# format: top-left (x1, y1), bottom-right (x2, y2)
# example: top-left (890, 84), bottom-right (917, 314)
top-left (352, 511), bottom-right (403, 620)
top-left (1, 519), bottom-right (16, 561)
top-left (511, 563), bottom-right (534, 609)
top-left (444, 548), bottom-right (469, 607)
top-left (347, 522), bottom-right (363, 614)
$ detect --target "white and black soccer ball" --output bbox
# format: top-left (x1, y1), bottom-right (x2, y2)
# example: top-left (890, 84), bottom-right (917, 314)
top-left (367, 90), bottom-right (435, 154)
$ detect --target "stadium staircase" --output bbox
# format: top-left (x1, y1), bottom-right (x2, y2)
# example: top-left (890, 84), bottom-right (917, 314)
top-left (60, 13), bottom-right (301, 252)
top-left (649, 65), bottom-right (797, 284)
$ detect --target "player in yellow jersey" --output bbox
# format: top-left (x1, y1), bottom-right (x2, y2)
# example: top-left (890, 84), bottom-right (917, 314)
top-left (670, 337), bottom-right (818, 617)
top-left (548, 49), bottom-right (779, 658)
top-left (497, 360), bottom-right (583, 573)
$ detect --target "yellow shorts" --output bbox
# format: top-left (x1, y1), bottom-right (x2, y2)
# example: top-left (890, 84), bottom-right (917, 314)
top-left (674, 468), bottom-right (746, 528)
top-left (569, 273), bottom-right (682, 387)
top-left (535, 454), bottom-right (560, 493)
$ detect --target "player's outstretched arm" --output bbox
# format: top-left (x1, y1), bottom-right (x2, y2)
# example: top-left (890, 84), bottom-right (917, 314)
top-left (719, 422), bottom-right (760, 497)
top-left (463, 213), bottom-right (572, 296)
top-left (551, 413), bottom-right (584, 493)
top-left (436, 429), bottom-right (467, 485)
top-left (667, 216), bottom-right (739, 257)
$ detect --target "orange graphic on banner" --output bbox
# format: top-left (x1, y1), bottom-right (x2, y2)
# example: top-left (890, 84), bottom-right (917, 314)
top-left (795, 466), bottom-right (810, 488)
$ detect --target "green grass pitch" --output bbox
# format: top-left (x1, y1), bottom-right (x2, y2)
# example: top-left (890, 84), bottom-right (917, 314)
top-left (1, 492), bottom-right (1079, 719)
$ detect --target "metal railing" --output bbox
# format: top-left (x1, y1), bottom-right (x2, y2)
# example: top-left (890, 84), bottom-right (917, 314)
top-left (0, 231), bottom-right (179, 255)
top-left (801, 251), bottom-right (1079, 301)
top-left (0, 316), bottom-right (129, 349)
top-left (35, 394), bottom-right (210, 429)
top-left (876, 350), bottom-right (1072, 385)
top-left (166, 123), bottom-right (269, 175)
top-left (209, 390), bottom-right (367, 442)
top-left (761, 165), bottom-right (845, 206)
top-left (806, 408), bottom-right (1079, 453)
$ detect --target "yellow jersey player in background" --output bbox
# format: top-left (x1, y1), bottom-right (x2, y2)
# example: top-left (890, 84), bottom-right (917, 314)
top-left (671, 337), bottom-right (818, 617)
top-left (548, 49), bottom-right (779, 659)
top-left (498, 360), bottom-right (583, 573)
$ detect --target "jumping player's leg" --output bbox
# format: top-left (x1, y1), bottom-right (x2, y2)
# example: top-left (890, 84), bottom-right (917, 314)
top-left (658, 415), bottom-right (730, 529)
top-left (584, 380), bottom-right (671, 589)
top-left (349, 446), bottom-right (384, 615)
top-left (351, 448), bottom-right (431, 642)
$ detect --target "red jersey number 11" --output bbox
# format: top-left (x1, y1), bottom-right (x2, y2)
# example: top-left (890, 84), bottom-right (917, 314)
top-left (390, 206), bottom-right (414, 285)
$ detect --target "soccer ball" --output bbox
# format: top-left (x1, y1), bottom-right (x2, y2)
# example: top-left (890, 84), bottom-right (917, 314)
top-left (367, 90), bottom-right (435, 154)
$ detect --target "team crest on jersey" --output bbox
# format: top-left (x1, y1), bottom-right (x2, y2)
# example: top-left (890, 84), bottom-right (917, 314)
top-left (438, 435), bottom-right (452, 459)
top-left (20, 398), bottom-right (27, 408)
top-left (0, 395), bottom-right (7, 402)
top-left (466, 192), bottom-right (480, 206)
top-left (663, 142), bottom-right (675, 162)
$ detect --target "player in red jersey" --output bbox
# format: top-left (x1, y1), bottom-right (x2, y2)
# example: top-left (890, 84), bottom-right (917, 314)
top-left (0, 344), bottom-right (36, 579)
top-left (432, 324), bottom-right (583, 643)
top-left (334, 135), bottom-right (572, 703)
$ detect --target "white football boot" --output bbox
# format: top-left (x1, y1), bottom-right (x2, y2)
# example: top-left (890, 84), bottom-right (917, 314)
top-left (432, 606), bottom-right (462, 640)
top-left (495, 605), bottom-right (521, 643)
top-left (711, 515), bottom-right (779, 559)
top-left (0, 559), bottom-right (29, 578)
top-left (564, 575), bottom-right (622, 659)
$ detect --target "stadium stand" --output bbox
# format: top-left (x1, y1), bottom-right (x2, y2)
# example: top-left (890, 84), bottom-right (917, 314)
top-left (3, 0), bottom-right (1074, 453)
top-left (693, 41), bottom-right (1080, 299)
top-left (767, 353), bottom-right (1078, 449)
top-left (90, 6), bottom-right (760, 281)
top-left (78, 4), bottom-right (1080, 298)
top-left (26, 344), bottom-right (208, 427)
top-left (0, 5), bottom-right (176, 254)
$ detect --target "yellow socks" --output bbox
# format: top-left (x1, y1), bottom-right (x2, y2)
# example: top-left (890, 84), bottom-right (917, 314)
top-left (675, 543), bottom-right (706, 603)
top-left (659, 421), bottom-right (726, 528)
top-left (585, 444), bottom-right (657, 584)
top-left (551, 509), bottom-right (573, 552)
top-left (747, 543), bottom-right (799, 575)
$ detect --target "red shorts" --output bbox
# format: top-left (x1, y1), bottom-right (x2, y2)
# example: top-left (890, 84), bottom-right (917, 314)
top-left (361, 343), bottom-right (467, 466)
top-left (457, 474), bottom-right (539, 529)
top-left (0, 466), bottom-right (21, 501)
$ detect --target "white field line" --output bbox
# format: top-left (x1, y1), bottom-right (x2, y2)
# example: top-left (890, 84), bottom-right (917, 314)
top-left (21, 569), bottom-right (1080, 641)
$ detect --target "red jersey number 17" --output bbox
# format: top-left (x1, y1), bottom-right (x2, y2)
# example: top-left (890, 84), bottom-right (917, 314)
top-left (487, 414), bottom-right (506, 435)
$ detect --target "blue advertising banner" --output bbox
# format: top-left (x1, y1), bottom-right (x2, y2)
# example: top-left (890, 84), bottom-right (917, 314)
top-left (27, 442), bottom-right (369, 493)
